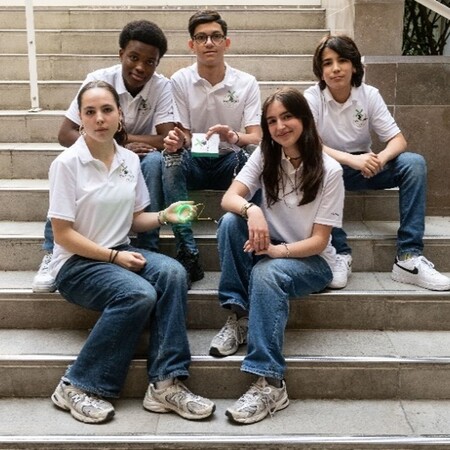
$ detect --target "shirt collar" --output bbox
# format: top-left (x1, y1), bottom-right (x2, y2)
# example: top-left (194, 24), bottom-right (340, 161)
top-left (191, 62), bottom-right (233, 88)
top-left (323, 85), bottom-right (358, 108)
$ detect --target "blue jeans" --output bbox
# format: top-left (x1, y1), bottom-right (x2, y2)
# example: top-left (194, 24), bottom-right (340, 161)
top-left (43, 151), bottom-right (164, 253)
top-left (217, 213), bottom-right (332, 380)
top-left (55, 244), bottom-right (191, 398)
top-left (332, 152), bottom-right (427, 257)
top-left (162, 149), bottom-right (248, 254)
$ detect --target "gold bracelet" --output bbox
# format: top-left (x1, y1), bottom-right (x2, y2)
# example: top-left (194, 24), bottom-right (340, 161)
top-left (282, 242), bottom-right (290, 258)
top-left (240, 202), bottom-right (255, 220)
top-left (158, 210), bottom-right (168, 225)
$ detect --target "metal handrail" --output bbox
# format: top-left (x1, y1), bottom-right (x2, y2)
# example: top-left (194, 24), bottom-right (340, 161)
top-left (414, 0), bottom-right (450, 20)
top-left (25, 0), bottom-right (41, 112)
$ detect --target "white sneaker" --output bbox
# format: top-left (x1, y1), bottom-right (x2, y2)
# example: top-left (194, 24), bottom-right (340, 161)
top-left (32, 253), bottom-right (56, 293)
top-left (328, 254), bottom-right (352, 289)
top-left (209, 313), bottom-right (248, 357)
top-left (51, 380), bottom-right (115, 424)
top-left (226, 377), bottom-right (289, 424)
top-left (392, 255), bottom-right (450, 291)
top-left (143, 379), bottom-right (215, 420)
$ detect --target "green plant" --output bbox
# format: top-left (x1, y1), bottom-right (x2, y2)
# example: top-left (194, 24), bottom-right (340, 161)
top-left (403, 0), bottom-right (450, 55)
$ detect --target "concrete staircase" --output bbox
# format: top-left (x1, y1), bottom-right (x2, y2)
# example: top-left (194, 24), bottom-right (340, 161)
top-left (1, 4), bottom-right (450, 449)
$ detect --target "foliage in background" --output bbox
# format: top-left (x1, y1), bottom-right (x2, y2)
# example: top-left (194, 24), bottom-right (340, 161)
top-left (403, 0), bottom-right (450, 54)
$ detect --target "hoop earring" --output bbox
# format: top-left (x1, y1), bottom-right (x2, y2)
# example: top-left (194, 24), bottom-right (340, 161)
top-left (79, 124), bottom-right (85, 136)
top-left (117, 121), bottom-right (123, 132)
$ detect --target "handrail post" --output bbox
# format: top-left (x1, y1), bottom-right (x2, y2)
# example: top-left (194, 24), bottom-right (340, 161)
top-left (25, 0), bottom-right (41, 112)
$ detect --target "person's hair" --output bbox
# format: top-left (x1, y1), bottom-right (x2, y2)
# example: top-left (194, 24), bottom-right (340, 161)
top-left (188, 10), bottom-right (228, 37)
top-left (77, 80), bottom-right (128, 146)
top-left (260, 87), bottom-right (324, 207)
top-left (119, 20), bottom-right (168, 59)
top-left (312, 34), bottom-right (364, 90)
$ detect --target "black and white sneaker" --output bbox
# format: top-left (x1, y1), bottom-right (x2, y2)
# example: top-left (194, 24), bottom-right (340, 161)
top-left (392, 255), bottom-right (450, 291)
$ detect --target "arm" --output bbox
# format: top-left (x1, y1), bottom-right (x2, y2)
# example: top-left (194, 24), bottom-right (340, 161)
top-left (58, 118), bottom-right (80, 148)
top-left (126, 122), bottom-right (175, 155)
top-left (221, 180), bottom-right (271, 252)
top-left (255, 223), bottom-right (332, 259)
top-left (205, 123), bottom-right (261, 147)
top-left (52, 217), bottom-right (147, 271)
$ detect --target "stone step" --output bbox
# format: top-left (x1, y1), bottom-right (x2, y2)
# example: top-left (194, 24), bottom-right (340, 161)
top-left (1, 272), bottom-right (450, 331)
top-left (1, 29), bottom-right (327, 55)
top-left (0, 6), bottom-right (325, 30)
top-left (2, 398), bottom-right (449, 449)
top-left (0, 178), bottom-right (400, 221)
top-left (0, 54), bottom-right (314, 82)
top-left (2, 328), bottom-right (450, 400)
top-left (1, 218), bottom-right (450, 272)
top-left (0, 80), bottom-right (312, 110)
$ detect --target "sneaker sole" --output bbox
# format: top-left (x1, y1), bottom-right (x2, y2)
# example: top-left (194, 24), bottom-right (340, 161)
top-left (143, 396), bottom-right (216, 420)
top-left (391, 271), bottom-right (450, 291)
top-left (226, 394), bottom-right (290, 425)
top-left (209, 345), bottom-right (239, 357)
top-left (31, 284), bottom-right (57, 293)
top-left (51, 391), bottom-right (115, 424)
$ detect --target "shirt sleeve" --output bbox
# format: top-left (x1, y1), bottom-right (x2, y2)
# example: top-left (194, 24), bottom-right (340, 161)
top-left (47, 157), bottom-right (77, 222)
top-left (171, 72), bottom-right (191, 130)
top-left (368, 88), bottom-right (401, 143)
top-left (235, 147), bottom-right (263, 198)
top-left (314, 162), bottom-right (345, 228)
top-left (242, 77), bottom-right (262, 127)
top-left (65, 72), bottom-right (98, 125)
top-left (151, 78), bottom-right (176, 127)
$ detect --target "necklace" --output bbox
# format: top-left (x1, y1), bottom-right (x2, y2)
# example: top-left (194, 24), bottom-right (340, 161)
top-left (280, 166), bottom-right (302, 208)
top-left (283, 149), bottom-right (301, 161)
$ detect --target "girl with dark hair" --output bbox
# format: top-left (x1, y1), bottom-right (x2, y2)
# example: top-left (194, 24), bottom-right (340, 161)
top-left (210, 87), bottom-right (345, 424)
top-left (48, 81), bottom-right (215, 424)
top-left (305, 34), bottom-right (449, 292)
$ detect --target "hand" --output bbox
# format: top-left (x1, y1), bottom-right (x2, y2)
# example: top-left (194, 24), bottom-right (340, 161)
top-left (163, 201), bottom-right (197, 224)
top-left (125, 142), bottom-right (156, 157)
top-left (163, 126), bottom-right (186, 153)
top-left (246, 242), bottom-right (282, 258)
top-left (349, 152), bottom-right (382, 178)
top-left (114, 251), bottom-right (147, 272)
top-left (243, 206), bottom-right (270, 253)
top-left (206, 124), bottom-right (239, 145)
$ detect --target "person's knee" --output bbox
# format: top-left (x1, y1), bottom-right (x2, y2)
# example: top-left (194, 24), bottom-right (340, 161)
top-left (140, 152), bottom-right (163, 177)
top-left (398, 152), bottom-right (427, 178)
top-left (218, 212), bottom-right (245, 236)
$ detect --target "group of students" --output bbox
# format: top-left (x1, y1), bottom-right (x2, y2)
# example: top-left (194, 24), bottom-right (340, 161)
top-left (34, 10), bottom-right (449, 426)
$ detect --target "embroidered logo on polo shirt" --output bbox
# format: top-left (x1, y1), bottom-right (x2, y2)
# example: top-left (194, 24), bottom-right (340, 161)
top-left (353, 108), bottom-right (368, 128)
top-left (223, 90), bottom-right (239, 107)
top-left (139, 98), bottom-right (150, 114)
top-left (118, 161), bottom-right (135, 182)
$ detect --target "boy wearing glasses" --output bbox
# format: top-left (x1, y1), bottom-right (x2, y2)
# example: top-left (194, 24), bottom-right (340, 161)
top-left (163, 10), bottom-right (262, 285)
top-left (32, 20), bottom-right (175, 292)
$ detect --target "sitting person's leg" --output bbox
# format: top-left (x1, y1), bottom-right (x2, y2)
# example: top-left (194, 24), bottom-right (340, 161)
top-left (162, 149), bottom-right (204, 283)
top-left (136, 151), bottom-right (164, 252)
top-left (32, 218), bottom-right (57, 293)
top-left (226, 255), bottom-right (332, 424)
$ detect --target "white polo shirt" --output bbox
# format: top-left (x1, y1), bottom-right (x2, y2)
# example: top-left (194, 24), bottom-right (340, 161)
top-left (65, 64), bottom-right (175, 135)
top-left (171, 62), bottom-right (261, 154)
top-left (48, 136), bottom-right (150, 277)
top-left (235, 147), bottom-right (344, 266)
top-left (304, 83), bottom-right (400, 154)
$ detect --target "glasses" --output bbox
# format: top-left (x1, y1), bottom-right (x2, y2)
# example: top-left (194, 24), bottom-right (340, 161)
top-left (192, 33), bottom-right (226, 46)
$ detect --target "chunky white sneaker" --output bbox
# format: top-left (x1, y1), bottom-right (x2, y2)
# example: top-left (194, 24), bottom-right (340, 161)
top-left (392, 255), bottom-right (450, 291)
top-left (51, 380), bottom-right (115, 424)
top-left (328, 254), bottom-right (352, 289)
top-left (226, 377), bottom-right (289, 424)
top-left (209, 313), bottom-right (248, 357)
top-left (143, 379), bottom-right (215, 420)
top-left (32, 253), bottom-right (56, 293)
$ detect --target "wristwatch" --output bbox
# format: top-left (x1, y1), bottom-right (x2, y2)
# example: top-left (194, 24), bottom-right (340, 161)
top-left (240, 202), bottom-right (255, 220)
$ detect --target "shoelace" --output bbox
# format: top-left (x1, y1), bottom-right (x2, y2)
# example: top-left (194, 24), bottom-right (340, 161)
top-left (334, 255), bottom-right (349, 272)
top-left (238, 383), bottom-right (278, 417)
top-left (415, 256), bottom-right (439, 274)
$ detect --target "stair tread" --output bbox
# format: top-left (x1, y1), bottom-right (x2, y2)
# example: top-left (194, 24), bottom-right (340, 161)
top-left (0, 217), bottom-right (449, 239)
top-left (1, 398), bottom-right (450, 444)
top-left (2, 327), bottom-right (450, 360)
top-left (1, 270), bottom-right (450, 295)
